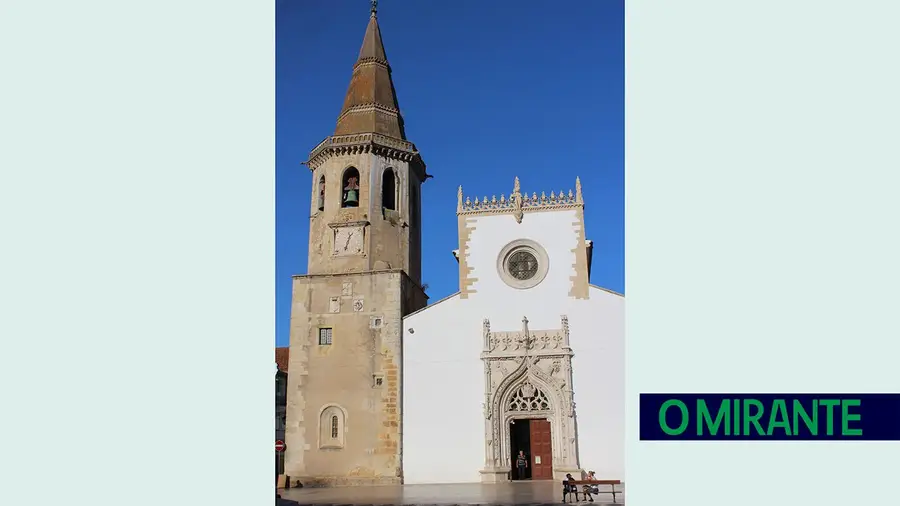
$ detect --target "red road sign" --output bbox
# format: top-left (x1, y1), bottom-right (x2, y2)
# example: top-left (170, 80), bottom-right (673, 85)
top-left (275, 440), bottom-right (286, 452)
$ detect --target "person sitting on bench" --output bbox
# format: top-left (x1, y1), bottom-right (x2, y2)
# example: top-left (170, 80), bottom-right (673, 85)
top-left (562, 473), bottom-right (579, 502)
top-left (581, 470), bottom-right (598, 502)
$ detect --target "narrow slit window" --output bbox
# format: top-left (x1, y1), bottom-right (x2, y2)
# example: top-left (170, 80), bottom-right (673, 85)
top-left (331, 415), bottom-right (339, 438)
top-left (317, 175), bottom-right (325, 211)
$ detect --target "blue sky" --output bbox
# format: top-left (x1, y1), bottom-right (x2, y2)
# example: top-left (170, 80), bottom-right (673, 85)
top-left (276, 0), bottom-right (623, 347)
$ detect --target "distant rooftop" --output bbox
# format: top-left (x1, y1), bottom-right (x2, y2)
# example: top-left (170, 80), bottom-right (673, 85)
top-left (276, 347), bottom-right (289, 373)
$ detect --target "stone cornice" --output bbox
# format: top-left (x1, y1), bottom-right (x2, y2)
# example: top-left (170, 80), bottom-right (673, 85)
top-left (304, 132), bottom-right (428, 181)
top-left (291, 268), bottom-right (429, 302)
top-left (327, 220), bottom-right (370, 229)
top-left (481, 350), bottom-right (574, 360)
top-left (292, 268), bottom-right (406, 280)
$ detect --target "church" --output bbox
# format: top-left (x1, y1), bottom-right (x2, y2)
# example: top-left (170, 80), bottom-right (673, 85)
top-left (283, 4), bottom-right (624, 487)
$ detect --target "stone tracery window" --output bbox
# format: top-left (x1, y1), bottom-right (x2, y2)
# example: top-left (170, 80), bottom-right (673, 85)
top-left (507, 381), bottom-right (551, 412)
top-left (507, 250), bottom-right (538, 280)
top-left (496, 239), bottom-right (549, 290)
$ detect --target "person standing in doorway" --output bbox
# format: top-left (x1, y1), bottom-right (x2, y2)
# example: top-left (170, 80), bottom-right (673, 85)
top-left (516, 450), bottom-right (528, 480)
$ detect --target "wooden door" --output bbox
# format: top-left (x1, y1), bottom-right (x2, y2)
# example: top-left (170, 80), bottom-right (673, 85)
top-left (529, 419), bottom-right (553, 480)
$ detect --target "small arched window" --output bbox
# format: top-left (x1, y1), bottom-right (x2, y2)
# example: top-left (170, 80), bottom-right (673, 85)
top-left (382, 168), bottom-right (396, 211)
top-left (319, 404), bottom-right (346, 449)
top-left (316, 175), bottom-right (325, 212)
top-left (341, 167), bottom-right (360, 208)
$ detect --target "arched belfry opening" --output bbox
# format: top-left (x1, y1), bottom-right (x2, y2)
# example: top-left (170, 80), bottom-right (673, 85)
top-left (382, 168), bottom-right (396, 211)
top-left (317, 175), bottom-right (325, 212)
top-left (341, 167), bottom-right (360, 208)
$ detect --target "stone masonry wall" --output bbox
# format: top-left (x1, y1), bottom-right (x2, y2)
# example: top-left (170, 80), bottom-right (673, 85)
top-left (284, 270), bottom-right (425, 487)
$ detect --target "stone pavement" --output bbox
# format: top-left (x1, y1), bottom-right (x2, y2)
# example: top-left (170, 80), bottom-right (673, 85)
top-left (278, 481), bottom-right (625, 505)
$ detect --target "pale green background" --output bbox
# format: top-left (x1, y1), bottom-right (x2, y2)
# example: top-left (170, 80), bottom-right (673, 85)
top-left (2, 1), bottom-right (899, 505)
top-left (0, 1), bottom-right (274, 505)
top-left (627, 0), bottom-right (900, 505)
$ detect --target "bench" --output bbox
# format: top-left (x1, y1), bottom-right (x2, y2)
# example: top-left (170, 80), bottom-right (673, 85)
top-left (562, 479), bottom-right (622, 503)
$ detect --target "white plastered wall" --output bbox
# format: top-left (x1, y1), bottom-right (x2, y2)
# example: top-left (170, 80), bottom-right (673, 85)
top-left (403, 210), bottom-right (624, 484)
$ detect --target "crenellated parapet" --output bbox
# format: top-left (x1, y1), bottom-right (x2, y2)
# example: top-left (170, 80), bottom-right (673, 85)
top-left (457, 177), bottom-right (584, 221)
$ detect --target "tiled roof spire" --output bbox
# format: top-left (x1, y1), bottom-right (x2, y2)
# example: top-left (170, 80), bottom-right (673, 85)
top-left (333, 1), bottom-right (406, 140)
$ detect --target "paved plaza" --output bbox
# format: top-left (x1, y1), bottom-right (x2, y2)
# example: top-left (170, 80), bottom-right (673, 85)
top-left (278, 481), bottom-right (625, 505)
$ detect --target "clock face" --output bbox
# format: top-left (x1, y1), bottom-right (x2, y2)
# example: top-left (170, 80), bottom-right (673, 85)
top-left (333, 227), bottom-right (364, 256)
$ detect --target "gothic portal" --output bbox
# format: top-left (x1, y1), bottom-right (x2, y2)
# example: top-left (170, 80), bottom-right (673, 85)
top-left (480, 316), bottom-right (580, 482)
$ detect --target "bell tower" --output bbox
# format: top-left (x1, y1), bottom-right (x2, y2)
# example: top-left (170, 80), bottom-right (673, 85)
top-left (304, 0), bottom-right (426, 283)
top-left (284, 1), bottom-right (429, 487)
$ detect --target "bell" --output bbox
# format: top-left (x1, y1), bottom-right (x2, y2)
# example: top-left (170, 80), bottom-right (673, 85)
top-left (344, 189), bottom-right (359, 206)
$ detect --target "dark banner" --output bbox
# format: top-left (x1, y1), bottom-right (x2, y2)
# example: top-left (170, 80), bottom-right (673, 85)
top-left (640, 394), bottom-right (900, 441)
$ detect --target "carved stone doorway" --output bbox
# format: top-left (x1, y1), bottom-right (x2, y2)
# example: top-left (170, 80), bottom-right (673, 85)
top-left (480, 316), bottom-right (582, 483)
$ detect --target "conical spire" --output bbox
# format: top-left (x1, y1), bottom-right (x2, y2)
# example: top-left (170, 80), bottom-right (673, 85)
top-left (334, 2), bottom-right (406, 140)
top-left (359, 1), bottom-right (386, 61)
